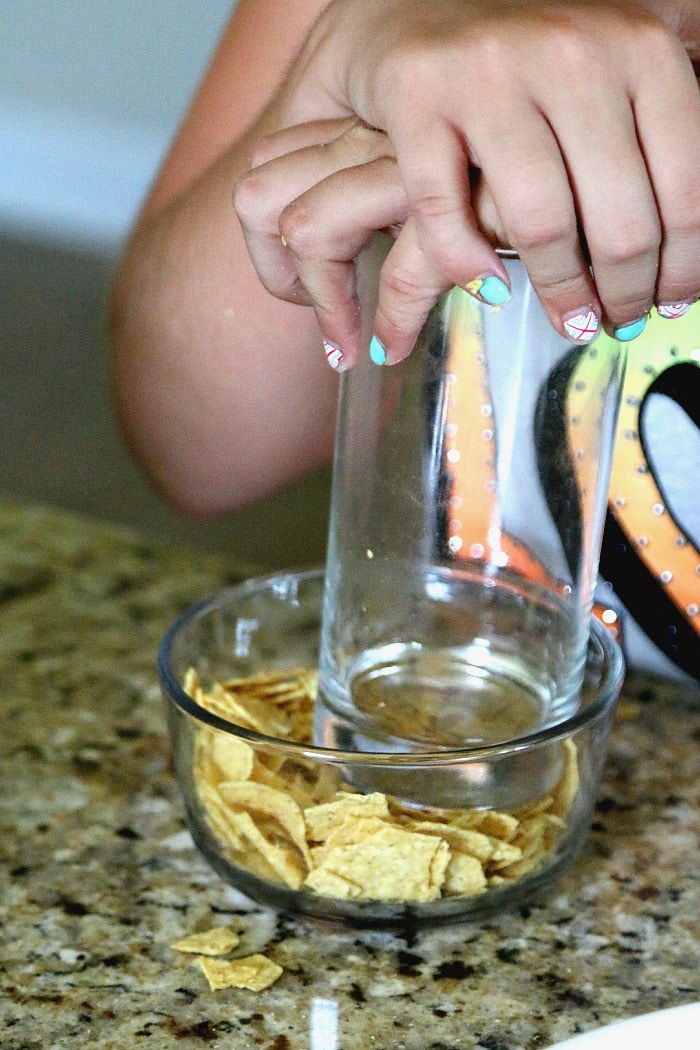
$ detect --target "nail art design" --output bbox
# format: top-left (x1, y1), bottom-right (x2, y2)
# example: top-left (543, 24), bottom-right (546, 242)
top-left (323, 340), bottom-right (346, 371)
top-left (370, 336), bottom-right (387, 365)
top-left (614, 317), bottom-right (648, 342)
top-left (465, 275), bottom-right (511, 307)
top-left (563, 309), bottom-right (599, 344)
top-left (657, 301), bottom-right (693, 320)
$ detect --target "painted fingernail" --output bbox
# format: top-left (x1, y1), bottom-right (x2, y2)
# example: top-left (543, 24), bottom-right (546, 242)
top-left (370, 335), bottom-right (387, 365)
top-left (323, 339), bottom-right (346, 371)
top-left (465, 274), bottom-right (511, 307)
top-left (657, 301), bottom-right (693, 319)
top-left (563, 308), bottom-right (600, 344)
top-left (613, 316), bottom-right (648, 342)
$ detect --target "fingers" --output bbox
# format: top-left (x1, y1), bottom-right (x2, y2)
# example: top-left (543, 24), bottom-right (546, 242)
top-left (234, 120), bottom-right (392, 306)
top-left (469, 96), bottom-right (603, 345)
top-left (236, 4), bottom-right (700, 368)
top-left (248, 117), bottom-right (360, 167)
top-left (554, 25), bottom-right (700, 336)
top-left (236, 119), bottom-right (451, 369)
top-left (278, 162), bottom-right (454, 368)
top-left (366, 6), bottom-right (699, 344)
top-left (280, 155), bottom-right (411, 368)
top-left (387, 114), bottom-right (512, 297)
top-left (632, 34), bottom-right (700, 320)
top-left (372, 218), bottom-right (453, 363)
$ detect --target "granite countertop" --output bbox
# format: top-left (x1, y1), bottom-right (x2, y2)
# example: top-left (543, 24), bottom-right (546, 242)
top-left (0, 500), bottom-right (698, 1050)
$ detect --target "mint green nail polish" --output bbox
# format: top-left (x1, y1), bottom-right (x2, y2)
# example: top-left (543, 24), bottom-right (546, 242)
top-left (614, 317), bottom-right (647, 342)
top-left (477, 275), bottom-right (511, 306)
top-left (370, 336), bottom-right (387, 365)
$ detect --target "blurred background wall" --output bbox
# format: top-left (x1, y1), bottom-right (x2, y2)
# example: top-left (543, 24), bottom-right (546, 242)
top-left (0, 0), bottom-right (331, 568)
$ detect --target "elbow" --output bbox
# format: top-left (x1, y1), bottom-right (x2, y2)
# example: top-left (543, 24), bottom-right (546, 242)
top-left (108, 251), bottom-right (206, 518)
top-left (108, 265), bottom-right (271, 520)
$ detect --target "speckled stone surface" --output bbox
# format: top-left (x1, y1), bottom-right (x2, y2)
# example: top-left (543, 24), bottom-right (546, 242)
top-left (0, 501), bottom-right (698, 1050)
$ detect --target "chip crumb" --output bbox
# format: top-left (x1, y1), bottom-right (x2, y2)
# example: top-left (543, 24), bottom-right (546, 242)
top-left (171, 927), bottom-right (240, 956)
top-left (197, 954), bottom-right (283, 992)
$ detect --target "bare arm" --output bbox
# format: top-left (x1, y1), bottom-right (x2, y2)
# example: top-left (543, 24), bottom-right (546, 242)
top-left (109, 0), bottom-right (338, 517)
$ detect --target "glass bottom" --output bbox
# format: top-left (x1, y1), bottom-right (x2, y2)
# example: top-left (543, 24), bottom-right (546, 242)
top-left (315, 567), bottom-right (586, 806)
top-left (336, 642), bottom-right (553, 749)
top-left (317, 566), bottom-right (585, 746)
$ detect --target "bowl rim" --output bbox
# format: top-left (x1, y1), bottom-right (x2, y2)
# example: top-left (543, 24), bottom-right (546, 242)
top-left (157, 567), bottom-right (625, 767)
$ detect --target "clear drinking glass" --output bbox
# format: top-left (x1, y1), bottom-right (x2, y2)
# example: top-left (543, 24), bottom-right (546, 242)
top-left (315, 255), bottom-right (627, 794)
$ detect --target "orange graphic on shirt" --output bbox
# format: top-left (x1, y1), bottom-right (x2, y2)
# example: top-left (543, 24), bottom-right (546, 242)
top-left (440, 289), bottom-right (554, 589)
top-left (606, 308), bottom-right (699, 635)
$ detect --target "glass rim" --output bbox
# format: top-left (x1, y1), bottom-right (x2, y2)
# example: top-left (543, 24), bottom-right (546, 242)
top-left (157, 567), bottom-right (625, 767)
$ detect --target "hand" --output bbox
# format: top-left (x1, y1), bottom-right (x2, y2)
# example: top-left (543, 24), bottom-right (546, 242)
top-left (235, 118), bottom-right (451, 369)
top-left (239, 0), bottom-right (700, 363)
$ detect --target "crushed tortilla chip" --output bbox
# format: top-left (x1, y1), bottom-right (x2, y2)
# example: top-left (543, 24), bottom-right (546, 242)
top-left (466, 810), bottom-right (519, 842)
top-left (304, 825), bottom-right (448, 902)
top-left (322, 815), bottom-right (392, 853)
top-left (218, 780), bottom-right (311, 866)
top-left (186, 666), bottom-right (580, 904)
top-left (551, 739), bottom-right (580, 818)
top-left (223, 809), bottom-right (307, 889)
top-left (197, 954), bottom-right (283, 992)
top-left (208, 733), bottom-right (256, 782)
top-left (304, 792), bottom-right (390, 842)
top-left (402, 820), bottom-right (495, 863)
top-left (171, 927), bottom-right (240, 956)
top-left (443, 853), bottom-right (488, 896)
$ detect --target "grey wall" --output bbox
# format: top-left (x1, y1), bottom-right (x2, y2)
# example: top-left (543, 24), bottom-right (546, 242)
top-left (0, 0), bottom-right (232, 130)
top-left (0, 1), bottom-right (331, 569)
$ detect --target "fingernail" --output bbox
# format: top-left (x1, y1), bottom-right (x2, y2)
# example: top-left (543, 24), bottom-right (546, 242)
top-left (614, 316), bottom-right (648, 342)
top-left (370, 335), bottom-right (387, 365)
top-left (657, 301), bottom-right (693, 319)
top-left (323, 339), bottom-right (347, 371)
top-left (465, 274), bottom-right (511, 307)
top-left (563, 308), bottom-right (600, 344)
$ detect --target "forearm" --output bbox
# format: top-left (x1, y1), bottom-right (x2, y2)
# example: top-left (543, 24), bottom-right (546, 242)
top-left (109, 117), bottom-right (339, 518)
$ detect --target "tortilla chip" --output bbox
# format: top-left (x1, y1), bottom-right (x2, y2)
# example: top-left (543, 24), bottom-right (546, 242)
top-left (208, 733), bottom-right (255, 782)
top-left (185, 665), bottom-right (580, 903)
top-left (305, 825), bottom-right (447, 902)
top-left (222, 808), bottom-right (306, 889)
top-left (218, 780), bottom-right (311, 866)
top-left (443, 853), bottom-right (487, 896)
top-left (466, 810), bottom-right (519, 842)
top-left (404, 821), bottom-right (494, 863)
top-left (551, 740), bottom-right (579, 818)
top-left (171, 927), bottom-right (239, 956)
top-left (197, 954), bottom-right (283, 992)
top-left (304, 792), bottom-right (390, 842)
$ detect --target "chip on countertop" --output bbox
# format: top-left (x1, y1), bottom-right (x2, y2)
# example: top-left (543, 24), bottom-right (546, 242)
top-left (197, 954), bottom-right (284, 992)
top-left (170, 927), bottom-right (240, 956)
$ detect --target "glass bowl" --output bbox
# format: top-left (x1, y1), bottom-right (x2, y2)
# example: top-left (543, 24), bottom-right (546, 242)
top-left (157, 569), bottom-right (624, 927)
